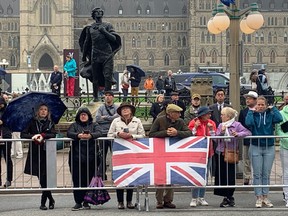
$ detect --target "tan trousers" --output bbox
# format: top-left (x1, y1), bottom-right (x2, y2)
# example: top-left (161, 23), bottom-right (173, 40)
top-left (155, 188), bottom-right (174, 203)
top-left (131, 87), bottom-right (139, 105)
top-left (243, 144), bottom-right (251, 179)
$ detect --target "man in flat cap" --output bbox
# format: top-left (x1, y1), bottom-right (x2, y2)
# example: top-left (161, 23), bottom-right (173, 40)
top-left (149, 103), bottom-right (192, 209)
top-left (170, 92), bottom-right (186, 119)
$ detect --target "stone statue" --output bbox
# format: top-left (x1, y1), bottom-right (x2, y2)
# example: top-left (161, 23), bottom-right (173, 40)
top-left (79, 7), bottom-right (121, 102)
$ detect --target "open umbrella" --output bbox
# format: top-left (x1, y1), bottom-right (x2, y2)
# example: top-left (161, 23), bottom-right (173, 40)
top-left (0, 67), bottom-right (6, 77)
top-left (126, 64), bottom-right (146, 77)
top-left (2, 92), bottom-right (67, 132)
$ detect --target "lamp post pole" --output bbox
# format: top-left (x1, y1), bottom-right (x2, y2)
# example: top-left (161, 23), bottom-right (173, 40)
top-left (207, 1), bottom-right (263, 111)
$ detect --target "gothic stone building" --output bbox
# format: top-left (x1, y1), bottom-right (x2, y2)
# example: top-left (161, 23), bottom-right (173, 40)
top-left (0, 0), bottom-right (288, 90)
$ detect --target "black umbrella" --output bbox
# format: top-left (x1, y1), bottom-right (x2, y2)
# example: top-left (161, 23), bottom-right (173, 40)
top-left (126, 64), bottom-right (146, 77)
top-left (2, 92), bottom-right (67, 132)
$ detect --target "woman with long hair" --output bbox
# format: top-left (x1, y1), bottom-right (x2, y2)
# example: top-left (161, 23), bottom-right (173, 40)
top-left (21, 104), bottom-right (56, 210)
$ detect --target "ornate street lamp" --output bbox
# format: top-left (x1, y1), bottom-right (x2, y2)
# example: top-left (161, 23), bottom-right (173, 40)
top-left (207, 1), bottom-right (264, 111)
top-left (0, 59), bottom-right (9, 69)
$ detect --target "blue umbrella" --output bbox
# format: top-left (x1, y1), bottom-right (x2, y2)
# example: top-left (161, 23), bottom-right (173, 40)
top-left (2, 92), bottom-right (67, 132)
top-left (220, 0), bottom-right (235, 7)
top-left (0, 67), bottom-right (6, 76)
top-left (126, 64), bottom-right (146, 77)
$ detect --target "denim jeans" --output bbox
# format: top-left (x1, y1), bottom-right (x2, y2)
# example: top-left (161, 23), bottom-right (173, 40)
top-left (280, 147), bottom-right (288, 200)
top-left (249, 144), bottom-right (275, 196)
top-left (192, 157), bottom-right (211, 198)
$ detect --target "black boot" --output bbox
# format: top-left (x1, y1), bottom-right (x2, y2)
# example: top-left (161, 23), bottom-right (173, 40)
top-left (40, 193), bottom-right (48, 210)
top-left (49, 198), bottom-right (55, 209)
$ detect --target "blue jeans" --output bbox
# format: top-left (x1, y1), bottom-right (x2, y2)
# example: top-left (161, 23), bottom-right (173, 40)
top-left (249, 144), bottom-right (275, 196)
top-left (192, 157), bottom-right (211, 198)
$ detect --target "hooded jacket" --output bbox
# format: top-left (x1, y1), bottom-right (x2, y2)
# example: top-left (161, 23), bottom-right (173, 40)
top-left (245, 106), bottom-right (282, 146)
top-left (275, 105), bottom-right (288, 150)
top-left (67, 107), bottom-right (102, 162)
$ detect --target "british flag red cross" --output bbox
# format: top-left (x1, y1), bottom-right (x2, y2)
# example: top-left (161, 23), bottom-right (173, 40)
top-left (112, 137), bottom-right (209, 187)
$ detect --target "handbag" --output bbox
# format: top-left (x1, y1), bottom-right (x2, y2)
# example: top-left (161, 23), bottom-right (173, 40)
top-left (84, 176), bottom-right (111, 205)
top-left (224, 148), bottom-right (239, 164)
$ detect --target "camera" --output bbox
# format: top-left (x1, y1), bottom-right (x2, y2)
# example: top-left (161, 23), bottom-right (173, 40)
top-left (123, 128), bottom-right (129, 133)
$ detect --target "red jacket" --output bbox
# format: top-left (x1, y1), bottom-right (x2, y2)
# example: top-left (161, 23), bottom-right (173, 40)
top-left (188, 118), bottom-right (216, 157)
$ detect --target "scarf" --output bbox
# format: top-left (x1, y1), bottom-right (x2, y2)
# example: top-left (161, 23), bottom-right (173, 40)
top-left (221, 117), bottom-right (235, 142)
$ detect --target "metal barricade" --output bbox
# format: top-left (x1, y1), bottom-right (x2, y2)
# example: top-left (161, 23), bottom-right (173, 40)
top-left (0, 135), bottom-right (287, 211)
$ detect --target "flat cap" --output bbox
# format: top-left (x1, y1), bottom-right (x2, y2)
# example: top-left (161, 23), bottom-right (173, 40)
top-left (166, 104), bottom-right (183, 113)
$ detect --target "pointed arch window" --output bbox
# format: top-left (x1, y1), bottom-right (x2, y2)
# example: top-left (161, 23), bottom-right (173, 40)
top-left (8, 35), bottom-right (13, 48)
top-left (270, 50), bottom-right (276, 63)
top-left (167, 36), bottom-right (172, 47)
top-left (10, 54), bottom-right (16, 67)
top-left (137, 5), bottom-right (142, 15)
top-left (182, 36), bottom-right (187, 47)
top-left (284, 32), bottom-right (288, 43)
top-left (182, 5), bottom-right (187, 14)
top-left (212, 34), bottom-right (216, 43)
top-left (133, 53), bottom-right (139, 65)
top-left (177, 36), bottom-right (181, 47)
top-left (162, 36), bottom-right (166, 47)
top-left (244, 50), bottom-right (250, 63)
top-left (118, 5), bottom-right (123, 15)
top-left (207, 32), bottom-right (211, 43)
top-left (256, 50), bottom-right (263, 63)
top-left (164, 5), bottom-right (169, 15)
top-left (148, 53), bottom-right (155, 66)
top-left (255, 33), bottom-right (259, 44)
top-left (146, 5), bottom-right (151, 15)
top-left (211, 50), bottom-right (217, 63)
top-left (247, 34), bottom-right (252, 43)
top-left (152, 36), bottom-right (156, 47)
top-left (132, 37), bottom-right (136, 48)
top-left (137, 36), bottom-right (141, 47)
top-left (273, 32), bottom-right (277, 43)
top-left (147, 36), bottom-right (152, 47)
top-left (179, 54), bottom-right (185, 66)
top-left (268, 32), bottom-right (272, 44)
top-left (260, 32), bottom-right (264, 44)
top-left (199, 50), bottom-right (206, 64)
top-left (40, 0), bottom-right (52, 25)
top-left (201, 32), bottom-right (205, 43)
top-left (164, 53), bottom-right (170, 66)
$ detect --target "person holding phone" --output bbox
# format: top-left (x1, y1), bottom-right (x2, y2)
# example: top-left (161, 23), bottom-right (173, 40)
top-left (67, 107), bottom-right (102, 211)
top-left (246, 96), bottom-right (282, 208)
top-left (107, 102), bottom-right (145, 209)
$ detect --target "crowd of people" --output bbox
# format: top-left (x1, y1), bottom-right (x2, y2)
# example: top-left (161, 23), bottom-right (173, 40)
top-left (1, 67), bottom-right (288, 211)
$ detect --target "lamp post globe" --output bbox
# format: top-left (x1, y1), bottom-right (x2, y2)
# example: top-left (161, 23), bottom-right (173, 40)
top-left (246, 11), bottom-right (264, 30)
top-left (207, 18), bottom-right (222, 34)
top-left (212, 12), bottom-right (230, 31)
top-left (240, 17), bottom-right (255, 34)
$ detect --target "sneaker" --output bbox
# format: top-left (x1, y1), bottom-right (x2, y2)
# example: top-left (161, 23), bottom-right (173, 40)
top-left (163, 202), bottom-right (176, 208)
top-left (83, 202), bottom-right (91, 210)
top-left (262, 198), bottom-right (273, 208)
top-left (156, 202), bottom-right (164, 209)
top-left (118, 202), bottom-right (125, 209)
top-left (72, 203), bottom-right (83, 211)
top-left (198, 198), bottom-right (209, 206)
top-left (283, 192), bottom-right (286, 202)
top-left (126, 201), bottom-right (135, 209)
top-left (189, 198), bottom-right (197, 207)
top-left (220, 198), bottom-right (230, 208)
top-left (255, 199), bottom-right (262, 208)
top-left (4, 181), bottom-right (11, 188)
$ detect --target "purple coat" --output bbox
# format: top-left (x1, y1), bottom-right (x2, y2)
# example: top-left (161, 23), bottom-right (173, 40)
top-left (215, 121), bottom-right (251, 152)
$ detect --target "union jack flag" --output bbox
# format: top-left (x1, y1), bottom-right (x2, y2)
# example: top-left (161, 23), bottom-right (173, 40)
top-left (112, 137), bottom-right (208, 187)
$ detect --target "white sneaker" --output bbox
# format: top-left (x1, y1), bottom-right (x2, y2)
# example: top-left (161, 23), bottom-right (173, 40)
top-left (198, 198), bottom-right (209, 206)
top-left (255, 199), bottom-right (262, 208)
top-left (189, 198), bottom-right (197, 207)
top-left (262, 198), bottom-right (273, 208)
top-left (286, 201), bottom-right (288, 208)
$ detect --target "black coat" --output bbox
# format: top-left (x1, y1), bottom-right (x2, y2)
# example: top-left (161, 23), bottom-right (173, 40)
top-left (67, 108), bottom-right (102, 164)
top-left (150, 102), bottom-right (163, 122)
top-left (21, 118), bottom-right (56, 176)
